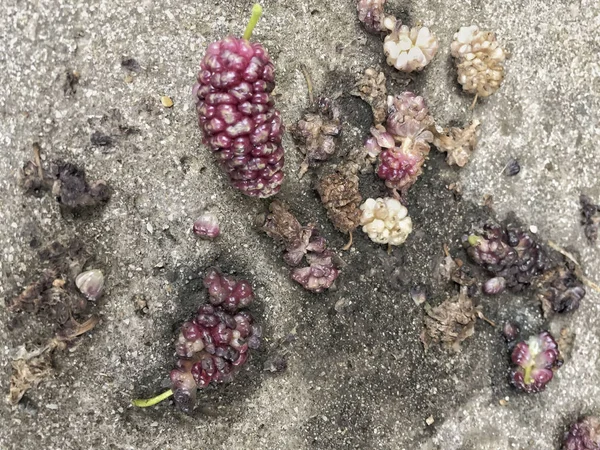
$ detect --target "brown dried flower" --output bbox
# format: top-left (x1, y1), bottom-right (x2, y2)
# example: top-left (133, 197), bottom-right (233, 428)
top-left (580, 194), bottom-right (600, 243)
top-left (421, 287), bottom-right (486, 352)
top-left (291, 98), bottom-right (342, 177)
top-left (18, 144), bottom-right (111, 209)
top-left (351, 68), bottom-right (388, 125)
top-left (433, 120), bottom-right (480, 167)
top-left (261, 201), bottom-right (340, 292)
top-left (7, 316), bottom-right (99, 405)
top-left (317, 164), bottom-right (362, 244)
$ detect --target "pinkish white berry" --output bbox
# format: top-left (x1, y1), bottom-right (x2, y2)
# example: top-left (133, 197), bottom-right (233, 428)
top-left (75, 269), bottom-right (104, 301)
top-left (193, 213), bottom-right (221, 239)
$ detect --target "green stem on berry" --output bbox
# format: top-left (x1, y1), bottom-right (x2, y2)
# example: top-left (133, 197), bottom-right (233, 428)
top-left (468, 234), bottom-right (482, 247)
top-left (132, 389), bottom-right (173, 407)
top-left (243, 3), bottom-right (263, 40)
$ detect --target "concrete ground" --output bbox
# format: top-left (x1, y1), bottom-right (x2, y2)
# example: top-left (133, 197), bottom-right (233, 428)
top-left (1, 0), bottom-right (599, 449)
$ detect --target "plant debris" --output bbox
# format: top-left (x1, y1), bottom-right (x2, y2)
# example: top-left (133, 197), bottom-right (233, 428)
top-left (121, 57), bottom-right (141, 72)
top-left (421, 287), bottom-right (490, 352)
top-left (291, 97), bottom-right (342, 177)
top-left (9, 240), bottom-right (95, 325)
top-left (580, 194), bottom-right (600, 243)
top-left (90, 131), bottom-right (114, 147)
top-left (261, 200), bottom-right (340, 292)
top-left (351, 68), bottom-right (388, 124)
top-left (18, 144), bottom-right (111, 210)
top-left (63, 69), bottom-right (80, 96)
top-left (536, 262), bottom-right (586, 317)
top-left (432, 120), bottom-right (480, 167)
top-left (8, 316), bottom-right (99, 405)
top-left (316, 164), bottom-right (362, 249)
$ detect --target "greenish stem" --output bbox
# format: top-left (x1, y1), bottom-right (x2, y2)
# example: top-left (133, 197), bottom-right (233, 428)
top-left (243, 4), bottom-right (263, 40)
top-left (467, 234), bottom-right (481, 247)
top-left (132, 389), bottom-right (173, 407)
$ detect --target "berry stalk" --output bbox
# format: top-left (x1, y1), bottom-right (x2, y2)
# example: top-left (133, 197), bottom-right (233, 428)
top-left (243, 4), bottom-right (263, 40)
top-left (132, 389), bottom-right (173, 407)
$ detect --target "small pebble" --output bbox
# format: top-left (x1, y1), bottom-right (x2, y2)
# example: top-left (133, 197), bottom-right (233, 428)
top-left (146, 223), bottom-right (154, 234)
top-left (161, 96), bottom-right (174, 108)
top-left (499, 398), bottom-right (509, 406)
top-left (124, 75), bottom-right (134, 83)
top-left (530, 225), bottom-right (538, 233)
top-left (425, 415), bottom-right (435, 426)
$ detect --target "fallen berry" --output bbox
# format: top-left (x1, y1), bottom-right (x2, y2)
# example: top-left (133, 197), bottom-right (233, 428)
top-left (360, 197), bottom-right (413, 246)
top-left (133, 269), bottom-right (260, 414)
top-left (383, 20), bottom-right (439, 73)
top-left (451, 25), bottom-right (507, 98)
top-left (563, 416), bottom-right (600, 450)
top-left (193, 4), bottom-right (284, 198)
top-left (510, 331), bottom-right (561, 393)
top-left (193, 213), bottom-right (221, 239)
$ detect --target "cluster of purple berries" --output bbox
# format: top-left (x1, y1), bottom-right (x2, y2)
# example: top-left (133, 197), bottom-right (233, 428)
top-left (563, 416), bottom-right (600, 450)
top-left (169, 268), bottom-right (261, 413)
top-left (463, 222), bottom-right (548, 294)
top-left (509, 331), bottom-right (562, 393)
top-left (194, 35), bottom-right (284, 198)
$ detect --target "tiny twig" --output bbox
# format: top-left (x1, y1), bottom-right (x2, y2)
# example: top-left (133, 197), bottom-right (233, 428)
top-left (469, 94), bottom-right (479, 110)
top-left (300, 64), bottom-right (314, 106)
top-left (33, 143), bottom-right (44, 180)
top-left (342, 231), bottom-right (353, 251)
top-left (547, 241), bottom-right (580, 266)
top-left (477, 312), bottom-right (496, 327)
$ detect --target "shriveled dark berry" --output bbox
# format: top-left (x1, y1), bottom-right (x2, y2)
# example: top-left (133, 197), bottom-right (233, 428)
top-left (563, 416), bottom-right (600, 450)
top-left (504, 158), bottom-right (521, 176)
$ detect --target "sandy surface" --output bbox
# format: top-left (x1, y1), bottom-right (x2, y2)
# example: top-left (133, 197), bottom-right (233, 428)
top-left (1, 0), bottom-right (599, 449)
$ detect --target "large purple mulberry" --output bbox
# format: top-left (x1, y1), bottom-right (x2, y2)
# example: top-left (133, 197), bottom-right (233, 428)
top-left (510, 331), bottom-right (561, 393)
top-left (193, 5), bottom-right (284, 198)
top-left (563, 416), bottom-right (600, 450)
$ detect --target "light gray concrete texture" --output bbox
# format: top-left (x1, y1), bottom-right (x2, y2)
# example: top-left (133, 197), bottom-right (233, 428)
top-left (0, 0), bottom-right (599, 449)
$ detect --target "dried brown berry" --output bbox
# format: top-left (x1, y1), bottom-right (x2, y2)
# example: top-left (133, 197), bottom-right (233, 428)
top-left (421, 287), bottom-right (486, 352)
top-left (291, 98), bottom-right (342, 177)
top-left (261, 200), bottom-right (340, 292)
top-left (580, 194), bottom-right (600, 243)
top-left (351, 68), bottom-right (388, 124)
top-left (317, 164), bottom-right (362, 239)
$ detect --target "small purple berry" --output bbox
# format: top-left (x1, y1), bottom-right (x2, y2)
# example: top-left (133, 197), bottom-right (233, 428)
top-left (193, 213), bottom-right (221, 239)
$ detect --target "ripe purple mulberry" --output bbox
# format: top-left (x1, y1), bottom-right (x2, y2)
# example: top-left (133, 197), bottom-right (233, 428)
top-left (510, 331), bottom-right (561, 393)
top-left (133, 268), bottom-right (261, 414)
top-left (563, 416), bottom-right (600, 450)
top-left (193, 5), bottom-right (284, 198)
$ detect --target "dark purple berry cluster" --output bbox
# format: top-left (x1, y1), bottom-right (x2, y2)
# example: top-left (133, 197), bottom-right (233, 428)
top-left (463, 222), bottom-right (548, 294)
top-left (169, 269), bottom-right (261, 413)
top-left (563, 416), bottom-right (600, 450)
